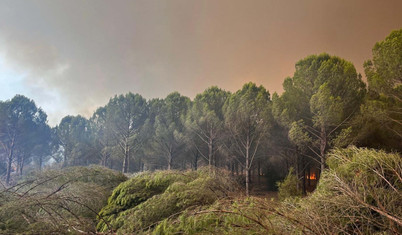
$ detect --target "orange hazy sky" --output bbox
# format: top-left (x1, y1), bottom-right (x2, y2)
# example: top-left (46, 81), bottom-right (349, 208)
top-left (0, 0), bottom-right (401, 125)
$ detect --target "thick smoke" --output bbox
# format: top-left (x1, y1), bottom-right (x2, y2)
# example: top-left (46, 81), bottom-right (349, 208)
top-left (0, 0), bottom-right (401, 125)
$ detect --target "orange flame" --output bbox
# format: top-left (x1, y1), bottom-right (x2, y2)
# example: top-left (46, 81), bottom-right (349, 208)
top-left (307, 173), bottom-right (316, 180)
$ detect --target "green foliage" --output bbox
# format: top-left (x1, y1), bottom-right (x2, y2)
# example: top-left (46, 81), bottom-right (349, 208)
top-left (355, 28), bottom-right (402, 151)
top-left (273, 53), bottom-right (366, 171)
top-left (185, 86), bottom-right (230, 166)
top-left (288, 120), bottom-right (312, 150)
top-left (96, 168), bottom-right (238, 234)
top-left (0, 95), bottom-right (50, 184)
top-left (154, 147), bottom-right (402, 235)
top-left (0, 166), bottom-right (127, 234)
top-left (276, 167), bottom-right (302, 200)
top-left (281, 147), bottom-right (402, 234)
top-left (154, 198), bottom-right (273, 235)
top-left (105, 92), bottom-right (149, 172)
top-left (56, 115), bottom-right (96, 167)
top-left (151, 92), bottom-right (190, 169)
top-left (223, 82), bottom-right (273, 195)
top-left (364, 29), bottom-right (402, 96)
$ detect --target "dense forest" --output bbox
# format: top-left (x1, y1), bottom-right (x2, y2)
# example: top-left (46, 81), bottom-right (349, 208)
top-left (0, 29), bottom-right (401, 234)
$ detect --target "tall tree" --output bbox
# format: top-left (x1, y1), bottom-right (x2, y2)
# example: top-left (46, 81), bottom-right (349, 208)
top-left (151, 92), bottom-right (190, 170)
top-left (186, 87), bottom-right (230, 167)
top-left (55, 115), bottom-right (94, 167)
top-left (106, 93), bottom-right (148, 173)
top-left (223, 83), bottom-right (272, 196)
top-left (0, 95), bottom-right (49, 184)
top-left (357, 28), bottom-right (402, 151)
top-left (91, 107), bottom-right (114, 167)
top-left (32, 123), bottom-right (52, 171)
top-left (15, 110), bottom-right (50, 175)
top-left (273, 54), bottom-right (366, 173)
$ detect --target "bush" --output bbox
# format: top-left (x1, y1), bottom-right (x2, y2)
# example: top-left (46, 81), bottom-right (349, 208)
top-left (154, 147), bottom-right (402, 235)
top-left (276, 167), bottom-right (302, 200)
top-left (278, 147), bottom-right (402, 234)
top-left (96, 167), bottom-right (238, 234)
top-left (0, 166), bottom-right (127, 234)
top-left (154, 197), bottom-right (279, 234)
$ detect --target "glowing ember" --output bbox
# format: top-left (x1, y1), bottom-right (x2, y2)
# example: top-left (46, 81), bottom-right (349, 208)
top-left (307, 173), bottom-right (316, 180)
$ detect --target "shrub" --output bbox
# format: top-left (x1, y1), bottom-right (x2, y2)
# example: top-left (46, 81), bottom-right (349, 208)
top-left (276, 167), bottom-right (302, 200)
top-left (0, 166), bottom-right (127, 234)
top-left (96, 167), bottom-right (238, 234)
top-left (154, 197), bottom-right (279, 234)
top-left (154, 147), bottom-right (402, 234)
top-left (278, 147), bottom-right (402, 234)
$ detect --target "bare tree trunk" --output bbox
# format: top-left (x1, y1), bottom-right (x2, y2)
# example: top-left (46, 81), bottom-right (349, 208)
top-left (127, 150), bottom-right (130, 173)
top-left (257, 161), bottom-right (261, 184)
top-left (320, 125), bottom-right (327, 173)
top-left (194, 151), bottom-right (199, 171)
top-left (63, 148), bottom-right (68, 168)
top-left (208, 138), bottom-right (212, 167)
top-left (295, 150), bottom-right (300, 191)
top-left (301, 155), bottom-right (306, 195)
top-left (101, 151), bottom-right (108, 167)
top-left (122, 140), bottom-right (129, 173)
top-left (246, 136), bottom-right (250, 196)
top-left (167, 152), bottom-right (173, 170)
top-left (19, 156), bottom-right (24, 176)
top-left (16, 154), bottom-right (21, 176)
top-left (6, 155), bottom-right (13, 185)
top-left (6, 141), bottom-right (14, 185)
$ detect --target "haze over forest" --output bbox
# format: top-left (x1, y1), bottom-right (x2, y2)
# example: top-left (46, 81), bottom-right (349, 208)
top-left (0, 1), bottom-right (401, 234)
top-left (1, 0), bottom-right (402, 125)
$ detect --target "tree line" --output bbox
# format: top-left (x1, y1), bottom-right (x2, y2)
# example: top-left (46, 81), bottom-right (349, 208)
top-left (1, 29), bottom-right (401, 195)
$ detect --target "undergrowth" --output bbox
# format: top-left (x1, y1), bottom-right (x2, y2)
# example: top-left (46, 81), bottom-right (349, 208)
top-left (153, 147), bottom-right (402, 234)
top-left (0, 166), bottom-right (127, 234)
top-left (96, 167), bottom-right (239, 234)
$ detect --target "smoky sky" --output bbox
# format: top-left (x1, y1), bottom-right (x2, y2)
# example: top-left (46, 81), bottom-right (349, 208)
top-left (0, 0), bottom-right (401, 125)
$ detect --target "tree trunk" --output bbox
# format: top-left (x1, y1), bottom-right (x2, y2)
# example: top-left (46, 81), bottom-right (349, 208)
top-left (295, 150), bottom-right (300, 191)
top-left (6, 155), bottom-right (13, 185)
top-left (194, 151), bottom-right (198, 171)
top-left (208, 138), bottom-right (212, 167)
top-left (101, 151), bottom-right (108, 167)
top-left (63, 147), bottom-right (69, 168)
top-left (19, 156), bottom-right (24, 176)
top-left (6, 141), bottom-right (14, 185)
top-left (122, 141), bottom-right (129, 173)
top-left (301, 155), bottom-right (306, 195)
top-left (320, 125), bottom-right (327, 173)
top-left (122, 155), bottom-right (128, 173)
top-left (246, 136), bottom-right (250, 196)
top-left (167, 152), bottom-right (173, 170)
top-left (16, 154), bottom-right (21, 176)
